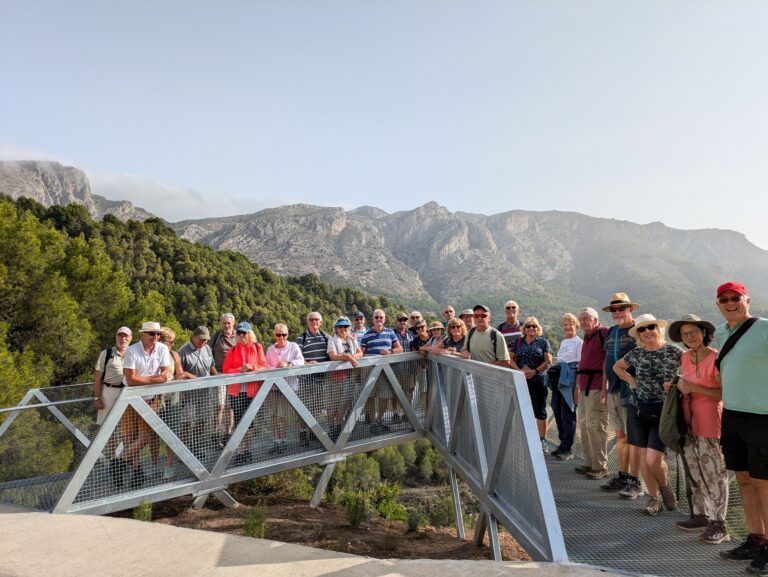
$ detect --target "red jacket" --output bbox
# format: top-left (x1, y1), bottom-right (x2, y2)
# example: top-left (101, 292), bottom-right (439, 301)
top-left (222, 342), bottom-right (268, 397)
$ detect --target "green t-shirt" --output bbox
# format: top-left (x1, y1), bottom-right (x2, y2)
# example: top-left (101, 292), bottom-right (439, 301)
top-left (714, 318), bottom-right (768, 414)
top-left (466, 327), bottom-right (510, 365)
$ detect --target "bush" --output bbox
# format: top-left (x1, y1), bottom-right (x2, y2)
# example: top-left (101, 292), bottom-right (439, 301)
top-left (241, 468), bottom-right (314, 499)
top-left (132, 500), bottom-right (152, 522)
top-left (419, 450), bottom-right (434, 482)
top-left (407, 509), bottom-right (423, 532)
top-left (243, 500), bottom-right (268, 538)
top-left (342, 490), bottom-right (372, 529)
top-left (372, 481), bottom-right (408, 521)
top-left (373, 446), bottom-right (406, 481)
top-left (428, 495), bottom-right (455, 528)
top-left (333, 453), bottom-right (381, 493)
top-left (398, 442), bottom-right (417, 469)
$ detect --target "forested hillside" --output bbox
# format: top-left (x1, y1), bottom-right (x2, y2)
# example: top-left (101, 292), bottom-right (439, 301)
top-left (0, 195), bottom-right (399, 402)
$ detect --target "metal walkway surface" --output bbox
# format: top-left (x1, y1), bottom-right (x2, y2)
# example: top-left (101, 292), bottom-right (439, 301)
top-left (544, 426), bottom-right (747, 577)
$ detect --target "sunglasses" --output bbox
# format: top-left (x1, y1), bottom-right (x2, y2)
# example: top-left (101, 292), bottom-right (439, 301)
top-left (146, 332), bottom-right (161, 337)
top-left (236, 331), bottom-right (248, 335)
top-left (524, 325), bottom-right (537, 329)
top-left (308, 318), bottom-right (321, 322)
top-left (444, 311), bottom-right (453, 315)
top-left (505, 306), bottom-right (517, 310)
top-left (718, 295), bottom-right (744, 304)
top-left (636, 324), bottom-right (658, 334)
top-left (609, 306), bottom-right (630, 312)
top-left (374, 315), bottom-right (385, 319)
top-left (473, 313), bottom-right (489, 318)
top-left (397, 318), bottom-right (408, 322)
top-left (450, 326), bottom-right (462, 330)
top-left (274, 333), bottom-right (287, 337)
top-left (415, 325), bottom-right (427, 329)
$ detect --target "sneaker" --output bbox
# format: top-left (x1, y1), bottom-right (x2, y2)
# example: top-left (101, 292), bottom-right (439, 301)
top-left (555, 450), bottom-right (574, 461)
top-left (643, 495), bottom-right (663, 516)
top-left (574, 465), bottom-right (591, 475)
top-left (676, 514), bottom-right (709, 532)
top-left (541, 439), bottom-right (549, 454)
top-left (747, 545), bottom-right (768, 576)
top-left (619, 479), bottom-right (644, 500)
top-left (720, 535), bottom-right (764, 561)
top-left (586, 469), bottom-right (609, 480)
top-left (551, 447), bottom-right (562, 457)
top-left (700, 520), bottom-right (730, 545)
top-left (601, 475), bottom-right (626, 492)
top-left (659, 483), bottom-right (677, 511)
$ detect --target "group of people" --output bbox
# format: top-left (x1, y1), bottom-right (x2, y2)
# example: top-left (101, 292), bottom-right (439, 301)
top-left (92, 282), bottom-right (768, 576)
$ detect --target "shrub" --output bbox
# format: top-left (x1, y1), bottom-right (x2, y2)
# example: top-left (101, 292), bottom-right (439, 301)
top-left (372, 481), bottom-right (408, 521)
top-left (333, 453), bottom-right (381, 493)
top-left (241, 468), bottom-right (314, 499)
top-left (373, 446), bottom-right (406, 481)
top-left (342, 490), bottom-right (372, 529)
top-left (398, 442), bottom-right (418, 469)
top-left (406, 509), bottom-right (423, 532)
top-left (428, 495), bottom-right (455, 528)
top-left (243, 500), bottom-right (268, 538)
top-left (132, 500), bottom-right (152, 522)
top-left (419, 451), bottom-right (433, 482)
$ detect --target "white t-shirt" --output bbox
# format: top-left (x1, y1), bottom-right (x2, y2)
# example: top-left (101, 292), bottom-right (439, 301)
top-left (557, 336), bottom-right (583, 364)
top-left (123, 341), bottom-right (171, 399)
top-left (266, 342), bottom-right (305, 391)
top-left (327, 334), bottom-right (360, 357)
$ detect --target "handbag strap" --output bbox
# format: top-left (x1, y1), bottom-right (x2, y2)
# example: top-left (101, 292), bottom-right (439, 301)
top-left (715, 317), bottom-right (758, 371)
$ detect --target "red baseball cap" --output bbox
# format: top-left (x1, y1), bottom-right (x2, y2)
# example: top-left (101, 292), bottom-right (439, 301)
top-left (717, 281), bottom-right (748, 297)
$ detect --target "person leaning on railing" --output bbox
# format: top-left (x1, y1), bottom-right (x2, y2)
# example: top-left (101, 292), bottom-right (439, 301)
top-left (326, 316), bottom-right (363, 438)
top-left (265, 323), bottom-right (305, 454)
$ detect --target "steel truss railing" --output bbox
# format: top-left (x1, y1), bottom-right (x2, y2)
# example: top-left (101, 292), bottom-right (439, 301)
top-left (0, 353), bottom-right (566, 562)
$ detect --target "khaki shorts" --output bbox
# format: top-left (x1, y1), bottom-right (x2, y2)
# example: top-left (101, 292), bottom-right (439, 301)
top-left (607, 391), bottom-right (628, 432)
top-left (96, 385), bottom-right (123, 426)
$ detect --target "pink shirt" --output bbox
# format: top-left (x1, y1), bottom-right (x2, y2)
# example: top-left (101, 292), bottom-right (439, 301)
top-left (680, 350), bottom-right (722, 439)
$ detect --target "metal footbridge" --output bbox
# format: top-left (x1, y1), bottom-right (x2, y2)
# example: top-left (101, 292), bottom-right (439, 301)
top-left (0, 354), bottom-right (748, 575)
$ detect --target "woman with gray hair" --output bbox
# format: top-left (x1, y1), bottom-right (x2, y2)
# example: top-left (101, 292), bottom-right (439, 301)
top-left (614, 314), bottom-right (682, 516)
top-left (551, 313), bottom-right (582, 461)
top-left (265, 324), bottom-right (305, 454)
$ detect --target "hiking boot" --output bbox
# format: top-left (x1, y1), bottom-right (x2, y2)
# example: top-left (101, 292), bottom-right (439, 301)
top-left (642, 495), bottom-right (663, 516)
top-left (720, 534), bottom-right (764, 561)
top-left (618, 478), bottom-right (644, 500)
top-left (659, 483), bottom-right (677, 511)
top-left (586, 468), bottom-right (609, 480)
top-left (555, 450), bottom-right (574, 461)
top-left (747, 545), bottom-right (768, 576)
top-left (600, 475), bottom-right (626, 492)
top-left (676, 514), bottom-right (708, 532)
top-left (541, 439), bottom-right (549, 454)
top-left (574, 465), bottom-right (590, 475)
top-left (700, 520), bottom-right (730, 545)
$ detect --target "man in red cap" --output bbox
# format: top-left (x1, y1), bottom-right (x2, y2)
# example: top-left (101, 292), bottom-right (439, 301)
top-left (714, 282), bottom-right (768, 574)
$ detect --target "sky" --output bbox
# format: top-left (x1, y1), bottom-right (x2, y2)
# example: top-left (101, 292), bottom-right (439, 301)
top-left (2, 1), bottom-right (768, 247)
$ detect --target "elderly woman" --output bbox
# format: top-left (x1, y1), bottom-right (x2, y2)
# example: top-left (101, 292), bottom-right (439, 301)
top-left (613, 314), bottom-right (682, 516)
top-left (223, 322), bottom-right (268, 465)
top-left (667, 314), bottom-right (729, 543)
top-left (158, 328), bottom-right (184, 479)
top-left (326, 317), bottom-right (363, 437)
top-left (432, 318), bottom-right (467, 357)
top-left (420, 321), bottom-right (446, 353)
top-left (265, 323), bottom-right (305, 454)
top-left (510, 316), bottom-right (553, 453)
top-left (410, 320), bottom-right (432, 412)
top-left (551, 313), bottom-right (583, 462)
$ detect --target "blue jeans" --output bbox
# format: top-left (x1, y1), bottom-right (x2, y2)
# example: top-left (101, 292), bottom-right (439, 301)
top-left (551, 388), bottom-right (577, 452)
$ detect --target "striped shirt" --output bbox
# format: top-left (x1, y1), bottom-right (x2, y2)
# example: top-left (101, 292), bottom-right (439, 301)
top-left (296, 330), bottom-right (330, 362)
top-left (361, 327), bottom-right (398, 355)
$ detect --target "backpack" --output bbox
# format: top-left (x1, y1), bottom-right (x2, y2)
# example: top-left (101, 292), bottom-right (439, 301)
top-left (103, 346), bottom-right (114, 366)
top-left (465, 327), bottom-right (499, 360)
top-left (659, 381), bottom-right (688, 453)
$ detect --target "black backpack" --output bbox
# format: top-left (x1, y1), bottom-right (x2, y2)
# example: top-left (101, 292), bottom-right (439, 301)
top-left (465, 327), bottom-right (500, 361)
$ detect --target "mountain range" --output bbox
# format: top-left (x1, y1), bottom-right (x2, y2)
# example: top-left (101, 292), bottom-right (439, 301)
top-left (3, 160), bottom-right (766, 323)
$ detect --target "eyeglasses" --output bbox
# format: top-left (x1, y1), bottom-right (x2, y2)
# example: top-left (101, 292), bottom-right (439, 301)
top-left (636, 324), bottom-right (657, 334)
top-left (450, 326), bottom-right (462, 330)
top-left (524, 325), bottom-right (537, 329)
top-left (236, 331), bottom-right (247, 335)
top-left (444, 310), bottom-right (453, 314)
top-left (718, 295), bottom-right (744, 304)
top-left (415, 325), bottom-right (427, 329)
top-left (146, 332), bottom-right (161, 337)
top-left (680, 330), bottom-right (701, 339)
top-left (410, 316), bottom-right (420, 319)
top-left (308, 318), bottom-right (321, 322)
top-left (117, 333), bottom-right (131, 338)
top-left (473, 313), bottom-right (488, 318)
top-left (374, 315), bottom-right (385, 319)
top-left (274, 333), bottom-right (287, 337)
top-left (397, 318), bottom-right (408, 322)
top-left (505, 306), bottom-right (517, 310)
top-left (609, 306), bottom-right (630, 312)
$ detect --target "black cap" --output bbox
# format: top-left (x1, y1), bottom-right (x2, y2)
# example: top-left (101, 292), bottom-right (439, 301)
top-left (473, 304), bottom-right (491, 313)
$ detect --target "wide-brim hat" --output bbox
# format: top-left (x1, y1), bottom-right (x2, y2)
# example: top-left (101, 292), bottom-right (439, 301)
top-left (668, 314), bottom-right (716, 343)
top-left (602, 292), bottom-right (640, 312)
top-left (628, 314), bottom-right (668, 338)
top-left (459, 309), bottom-right (474, 317)
top-left (139, 321), bottom-right (162, 333)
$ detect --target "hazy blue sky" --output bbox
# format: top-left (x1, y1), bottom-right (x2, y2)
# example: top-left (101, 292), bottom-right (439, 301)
top-left (2, 1), bottom-right (768, 247)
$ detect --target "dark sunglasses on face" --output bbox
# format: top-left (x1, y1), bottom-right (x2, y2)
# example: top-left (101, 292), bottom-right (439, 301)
top-left (609, 306), bottom-right (630, 312)
top-left (524, 325), bottom-right (537, 329)
top-left (506, 306), bottom-right (517, 310)
top-left (636, 324), bottom-right (657, 334)
top-left (473, 313), bottom-right (488, 318)
top-left (718, 295), bottom-right (743, 304)
top-left (274, 333), bottom-right (287, 337)
top-left (374, 315), bottom-right (385, 319)
top-left (236, 331), bottom-right (247, 335)
top-left (147, 332), bottom-right (161, 337)
top-left (397, 318), bottom-right (408, 322)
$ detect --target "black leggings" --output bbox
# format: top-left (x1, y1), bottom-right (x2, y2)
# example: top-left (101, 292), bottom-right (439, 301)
top-left (526, 374), bottom-right (548, 421)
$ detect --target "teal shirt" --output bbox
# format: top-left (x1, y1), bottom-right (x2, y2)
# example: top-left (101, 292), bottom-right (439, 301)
top-left (714, 318), bottom-right (768, 414)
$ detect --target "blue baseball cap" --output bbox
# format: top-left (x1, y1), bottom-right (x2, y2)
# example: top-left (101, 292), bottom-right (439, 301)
top-left (334, 316), bottom-right (352, 328)
top-left (236, 321), bottom-right (252, 333)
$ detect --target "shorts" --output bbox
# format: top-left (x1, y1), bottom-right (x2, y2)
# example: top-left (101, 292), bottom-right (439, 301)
top-left (96, 385), bottom-right (123, 426)
top-left (120, 396), bottom-right (159, 439)
top-left (721, 409), bottom-right (768, 480)
top-left (526, 375), bottom-right (548, 421)
top-left (607, 392), bottom-right (628, 432)
top-left (627, 401), bottom-right (666, 452)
